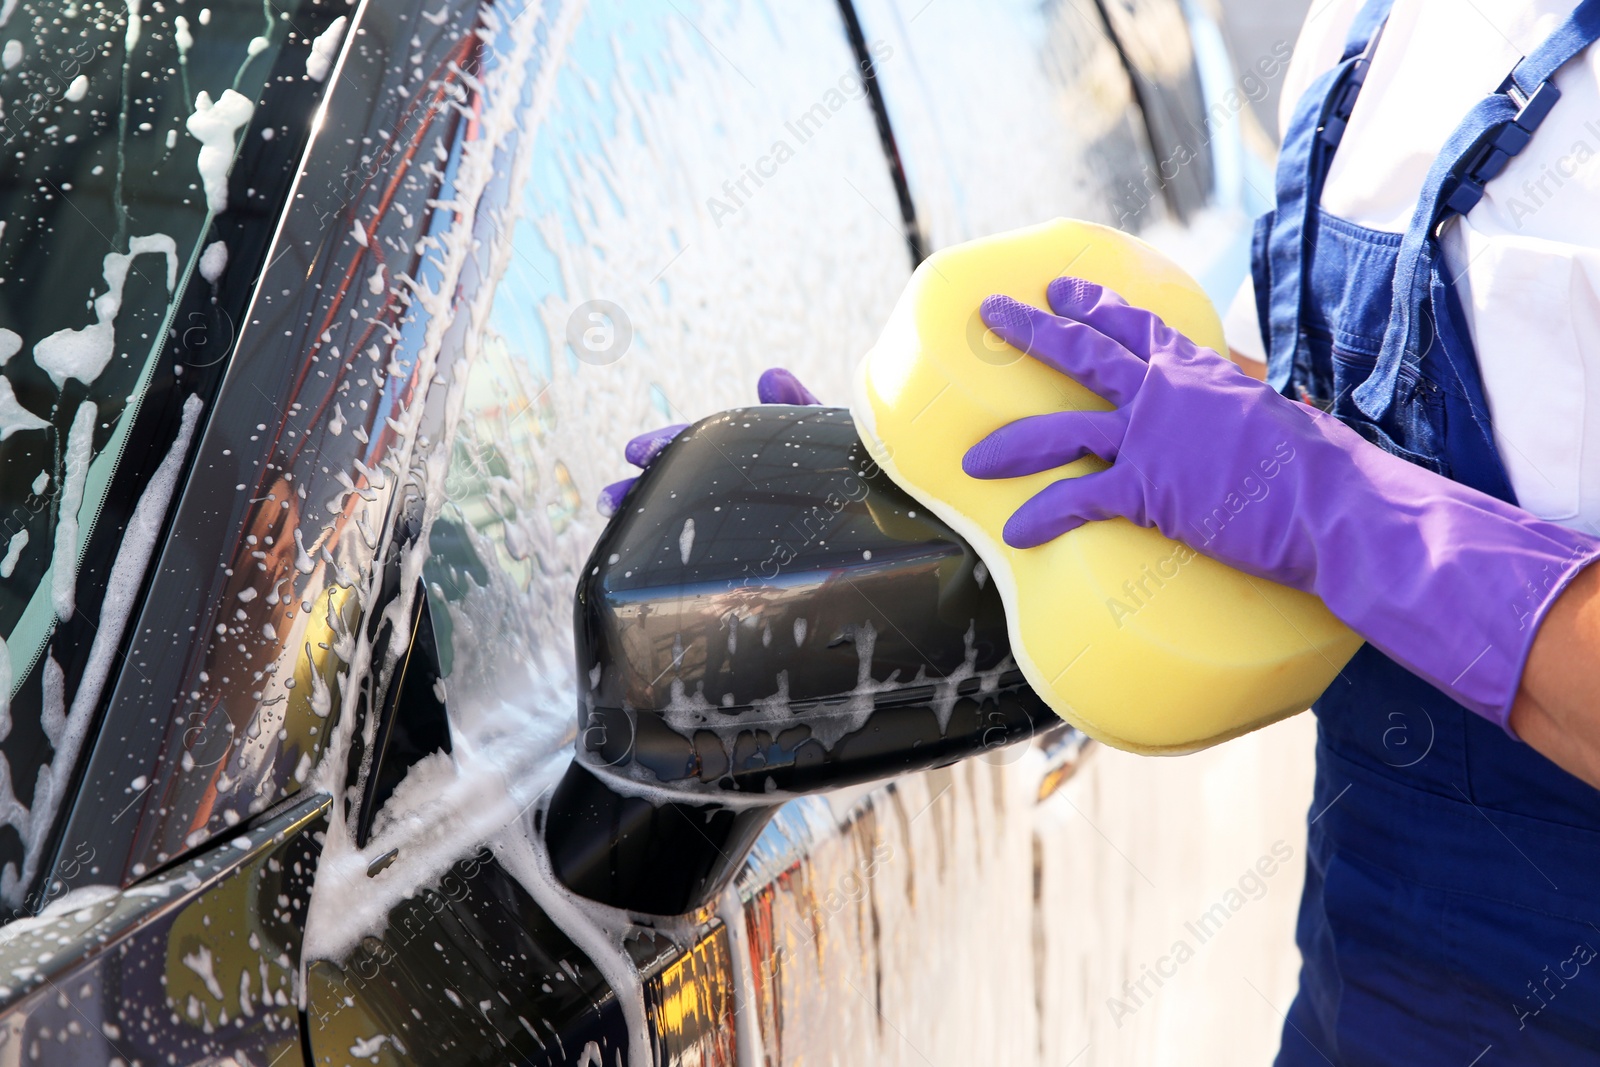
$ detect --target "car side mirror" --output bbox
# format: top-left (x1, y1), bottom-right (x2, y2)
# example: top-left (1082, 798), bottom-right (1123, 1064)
top-left (543, 406), bottom-right (1055, 915)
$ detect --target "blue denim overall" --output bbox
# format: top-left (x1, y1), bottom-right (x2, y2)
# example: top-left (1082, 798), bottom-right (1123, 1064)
top-left (1253, 1), bottom-right (1600, 1062)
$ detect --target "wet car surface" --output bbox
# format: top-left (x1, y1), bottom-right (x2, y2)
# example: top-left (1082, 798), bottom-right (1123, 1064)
top-left (0, 0), bottom-right (1253, 1062)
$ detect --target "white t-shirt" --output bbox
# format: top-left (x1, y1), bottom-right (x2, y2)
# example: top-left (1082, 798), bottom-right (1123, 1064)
top-left (1223, 0), bottom-right (1600, 528)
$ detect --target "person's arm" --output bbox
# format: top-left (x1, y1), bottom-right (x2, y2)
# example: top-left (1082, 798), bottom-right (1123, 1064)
top-left (1229, 350), bottom-right (1267, 380)
top-left (1512, 564), bottom-right (1600, 788)
top-left (965, 279), bottom-right (1600, 778)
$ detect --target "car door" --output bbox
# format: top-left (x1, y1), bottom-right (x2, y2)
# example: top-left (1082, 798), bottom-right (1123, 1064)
top-left (292, 0), bottom-right (921, 1060)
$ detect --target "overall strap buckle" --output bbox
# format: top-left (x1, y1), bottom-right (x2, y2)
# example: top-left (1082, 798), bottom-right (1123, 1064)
top-left (1319, 17), bottom-right (1390, 149)
top-left (1318, 65), bottom-right (1369, 147)
top-left (1355, 0), bottom-right (1600, 421)
top-left (1443, 75), bottom-right (1561, 218)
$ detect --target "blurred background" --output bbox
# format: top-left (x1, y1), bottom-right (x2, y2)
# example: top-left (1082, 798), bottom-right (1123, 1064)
top-left (1214, 0), bottom-right (1315, 137)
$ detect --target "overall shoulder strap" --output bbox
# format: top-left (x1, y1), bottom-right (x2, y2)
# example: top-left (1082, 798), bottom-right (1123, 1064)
top-left (1357, 0), bottom-right (1600, 419)
top-left (1264, 0), bottom-right (1396, 392)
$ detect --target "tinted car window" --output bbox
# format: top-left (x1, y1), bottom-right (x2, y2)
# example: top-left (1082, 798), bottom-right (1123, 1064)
top-left (0, 0), bottom-right (286, 664)
top-left (47, 0), bottom-right (459, 889)
top-left (423, 0), bottom-right (913, 762)
top-left (0, 0), bottom-right (331, 913)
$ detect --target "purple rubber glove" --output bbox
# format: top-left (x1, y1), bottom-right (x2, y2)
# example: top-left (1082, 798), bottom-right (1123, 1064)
top-left (597, 368), bottom-right (820, 515)
top-left (963, 277), bottom-right (1600, 730)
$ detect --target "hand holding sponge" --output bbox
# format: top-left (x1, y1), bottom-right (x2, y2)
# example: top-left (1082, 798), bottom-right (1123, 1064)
top-left (851, 218), bottom-right (1360, 753)
top-left (854, 218), bottom-right (1600, 749)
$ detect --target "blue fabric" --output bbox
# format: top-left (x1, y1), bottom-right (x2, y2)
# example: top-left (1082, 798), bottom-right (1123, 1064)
top-left (1262, 0), bottom-right (1394, 394)
top-left (1252, 7), bottom-right (1600, 1064)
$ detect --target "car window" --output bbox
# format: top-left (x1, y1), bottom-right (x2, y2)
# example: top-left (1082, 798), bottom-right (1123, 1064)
top-left (0, 0), bottom-right (325, 913)
top-left (0, 0), bottom-right (285, 680)
top-left (305, 0), bottom-right (918, 1049)
top-left (847, 0), bottom-right (1168, 247)
top-left (1096, 0), bottom-right (1215, 223)
top-left (423, 0), bottom-right (914, 772)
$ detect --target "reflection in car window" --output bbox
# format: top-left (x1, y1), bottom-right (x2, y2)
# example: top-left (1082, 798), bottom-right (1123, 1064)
top-left (849, 0), bottom-right (1159, 247)
top-left (426, 0), bottom-right (911, 745)
top-left (0, 0), bottom-right (305, 908)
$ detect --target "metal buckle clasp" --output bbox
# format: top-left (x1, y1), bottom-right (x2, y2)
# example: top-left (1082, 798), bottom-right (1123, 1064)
top-left (1443, 74), bottom-right (1562, 218)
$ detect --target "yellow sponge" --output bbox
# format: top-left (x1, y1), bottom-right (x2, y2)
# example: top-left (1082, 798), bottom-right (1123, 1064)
top-left (851, 219), bottom-right (1361, 754)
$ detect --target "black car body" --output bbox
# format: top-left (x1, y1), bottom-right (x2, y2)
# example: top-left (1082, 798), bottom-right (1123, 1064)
top-left (0, 0), bottom-right (1263, 1061)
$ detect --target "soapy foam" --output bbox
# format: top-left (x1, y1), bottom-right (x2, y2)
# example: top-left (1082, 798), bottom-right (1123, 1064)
top-left (198, 240), bottom-right (228, 284)
top-left (32, 234), bottom-right (179, 389)
top-left (0, 379), bottom-right (47, 440)
top-left (0, 532), bottom-right (26, 579)
top-left (186, 89), bottom-right (254, 214)
top-left (181, 944), bottom-right (225, 1001)
top-left (49, 402), bottom-right (97, 622)
top-left (305, 15), bottom-right (347, 83)
top-left (678, 517), bottom-right (695, 564)
top-left (0, 396), bottom-right (201, 903)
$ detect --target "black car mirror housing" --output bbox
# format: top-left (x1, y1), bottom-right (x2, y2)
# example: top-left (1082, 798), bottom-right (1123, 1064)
top-left (544, 406), bottom-right (1055, 915)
